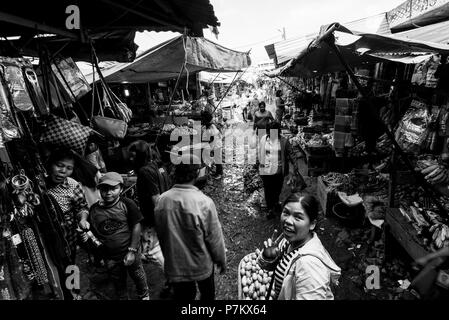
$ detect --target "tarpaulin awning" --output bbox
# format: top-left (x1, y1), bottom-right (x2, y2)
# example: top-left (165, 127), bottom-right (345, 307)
top-left (265, 13), bottom-right (392, 67)
top-left (84, 35), bottom-right (251, 83)
top-left (198, 70), bottom-right (257, 85)
top-left (266, 22), bottom-right (449, 79)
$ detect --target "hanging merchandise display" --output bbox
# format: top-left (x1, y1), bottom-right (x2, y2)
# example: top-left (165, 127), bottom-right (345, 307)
top-left (0, 60), bottom-right (34, 112)
top-left (411, 54), bottom-right (442, 89)
top-left (395, 99), bottom-right (430, 154)
top-left (91, 84), bottom-right (128, 139)
top-left (89, 47), bottom-right (131, 139)
top-left (23, 67), bottom-right (49, 116)
top-left (0, 77), bottom-right (21, 144)
top-left (39, 114), bottom-right (93, 155)
top-left (20, 227), bottom-right (49, 286)
top-left (425, 55), bottom-right (441, 89)
top-left (51, 57), bottom-right (90, 101)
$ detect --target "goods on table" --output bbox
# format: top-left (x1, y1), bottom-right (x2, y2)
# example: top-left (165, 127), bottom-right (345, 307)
top-left (398, 203), bottom-right (449, 250)
top-left (395, 100), bottom-right (429, 154)
top-left (171, 126), bottom-right (198, 136)
top-left (321, 172), bottom-right (350, 190)
top-left (363, 195), bottom-right (388, 221)
top-left (238, 252), bottom-right (275, 300)
top-left (416, 160), bottom-right (449, 185)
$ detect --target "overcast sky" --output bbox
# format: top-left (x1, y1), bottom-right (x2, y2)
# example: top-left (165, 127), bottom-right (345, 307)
top-left (135, 0), bottom-right (406, 63)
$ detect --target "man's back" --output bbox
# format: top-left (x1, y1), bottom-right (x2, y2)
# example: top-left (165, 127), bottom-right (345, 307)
top-left (154, 184), bottom-right (226, 282)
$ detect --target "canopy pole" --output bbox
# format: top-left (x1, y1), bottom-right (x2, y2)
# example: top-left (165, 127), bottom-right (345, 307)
top-left (155, 63), bottom-right (186, 145)
top-left (212, 69), bottom-right (247, 115)
top-left (326, 37), bottom-right (448, 218)
top-left (208, 72), bottom-right (222, 87)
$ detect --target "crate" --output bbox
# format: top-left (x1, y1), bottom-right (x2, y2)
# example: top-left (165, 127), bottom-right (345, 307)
top-left (394, 170), bottom-right (417, 185)
top-left (316, 176), bottom-right (338, 216)
top-left (385, 208), bottom-right (430, 260)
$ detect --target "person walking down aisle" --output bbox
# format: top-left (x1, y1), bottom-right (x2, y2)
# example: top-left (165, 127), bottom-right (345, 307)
top-left (155, 154), bottom-right (227, 300)
top-left (128, 140), bottom-right (172, 298)
top-left (128, 140), bottom-right (169, 267)
top-left (88, 172), bottom-right (150, 300)
top-left (253, 101), bottom-right (274, 132)
top-left (257, 121), bottom-right (306, 219)
top-left (248, 93), bottom-right (260, 121)
top-left (275, 90), bottom-right (286, 123)
top-left (201, 110), bottom-right (223, 180)
top-left (258, 194), bottom-right (341, 300)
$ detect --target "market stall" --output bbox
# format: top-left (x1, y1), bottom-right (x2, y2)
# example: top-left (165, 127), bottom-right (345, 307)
top-left (264, 22), bottom-right (449, 275)
top-left (82, 35), bottom-right (251, 174)
top-left (0, 0), bottom-right (222, 300)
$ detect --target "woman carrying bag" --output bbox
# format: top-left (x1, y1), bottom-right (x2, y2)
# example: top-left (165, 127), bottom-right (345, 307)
top-left (257, 194), bottom-right (341, 300)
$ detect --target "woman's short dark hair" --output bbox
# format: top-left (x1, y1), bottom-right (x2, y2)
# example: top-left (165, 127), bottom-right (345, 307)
top-left (46, 147), bottom-right (75, 169)
top-left (259, 101), bottom-right (266, 108)
top-left (72, 157), bottom-right (98, 188)
top-left (128, 140), bottom-right (151, 169)
top-left (283, 193), bottom-right (319, 222)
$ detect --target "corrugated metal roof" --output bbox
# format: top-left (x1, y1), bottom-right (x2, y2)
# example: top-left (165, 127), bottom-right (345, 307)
top-left (395, 19), bottom-right (449, 44)
top-left (267, 13), bottom-right (391, 66)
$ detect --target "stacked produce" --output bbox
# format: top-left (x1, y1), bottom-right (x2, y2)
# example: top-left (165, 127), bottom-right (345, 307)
top-left (321, 172), bottom-right (350, 191)
top-left (321, 170), bottom-right (388, 196)
top-left (398, 203), bottom-right (449, 250)
top-left (162, 124), bottom-right (177, 133)
top-left (238, 252), bottom-right (275, 300)
top-left (171, 126), bottom-right (198, 136)
top-left (415, 158), bottom-right (449, 185)
top-left (376, 134), bottom-right (393, 155)
top-left (306, 134), bottom-right (327, 148)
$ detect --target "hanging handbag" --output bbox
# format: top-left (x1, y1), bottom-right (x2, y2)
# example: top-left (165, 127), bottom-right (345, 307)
top-left (89, 47), bottom-right (128, 140)
top-left (40, 114), bottom-right (92, 155)
top-left (91, 115), bottom-right (127, 139)
top-left (90, 84), bottom-right (128, 139)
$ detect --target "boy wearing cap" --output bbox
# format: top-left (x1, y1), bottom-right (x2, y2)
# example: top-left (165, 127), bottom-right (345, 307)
top-left (87, 172), bottom-right (150, 300)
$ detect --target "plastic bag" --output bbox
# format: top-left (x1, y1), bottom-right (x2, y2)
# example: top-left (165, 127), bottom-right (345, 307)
top-left (395, 99), bottom-right (430, 154)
